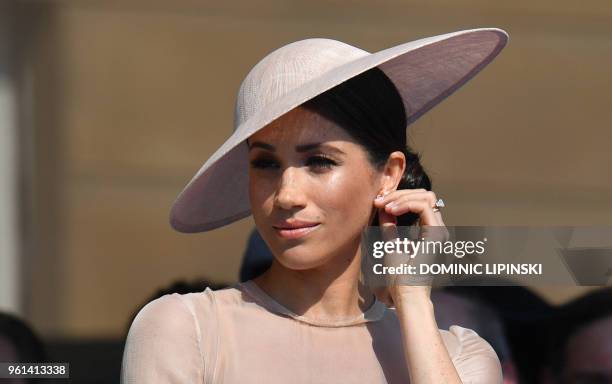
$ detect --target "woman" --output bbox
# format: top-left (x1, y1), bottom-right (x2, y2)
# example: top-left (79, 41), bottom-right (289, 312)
top-left (122, 28), bottom-right (508, 383)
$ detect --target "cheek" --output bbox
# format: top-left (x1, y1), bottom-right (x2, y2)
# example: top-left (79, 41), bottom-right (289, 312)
top-left (248, 164), bottom-right (376, 227)
top-left (248, 173), bottom-right (272, 222)
top-left (315, 168), bottom-right (374, 223)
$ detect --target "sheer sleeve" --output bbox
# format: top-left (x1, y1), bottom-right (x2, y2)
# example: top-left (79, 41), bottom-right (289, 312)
top-left (448, 325), bottom-right (503, 384)
top-left (121, 293), bottom-right (204, 384)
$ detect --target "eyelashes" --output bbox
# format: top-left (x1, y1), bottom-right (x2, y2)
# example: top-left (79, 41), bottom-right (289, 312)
top-left (249, 158), bottom-right (278, 169)
top-left (306, 155), bottom-right (337, 169)
top-left (250, 155), bottom-right (338, 171)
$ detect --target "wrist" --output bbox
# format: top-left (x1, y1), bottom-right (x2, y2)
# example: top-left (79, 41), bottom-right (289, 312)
top-left (392, 288), bottom-right (434, 312)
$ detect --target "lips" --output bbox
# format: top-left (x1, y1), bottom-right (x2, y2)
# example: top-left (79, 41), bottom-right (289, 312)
top-left (273, 220), bottom-right (319, 229)
top-left (272, 220), bottom-right (320, 240)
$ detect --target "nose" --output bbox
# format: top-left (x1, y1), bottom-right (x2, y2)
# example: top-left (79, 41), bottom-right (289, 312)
top-left (273, 167), bottom-right (307, 211)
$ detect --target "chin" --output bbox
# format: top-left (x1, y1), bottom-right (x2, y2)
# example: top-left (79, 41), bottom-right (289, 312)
top-left (274, 247), bottom-right (330, 271)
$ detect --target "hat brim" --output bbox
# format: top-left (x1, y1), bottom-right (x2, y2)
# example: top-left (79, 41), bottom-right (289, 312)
top-left (170, 28), bottom-right (508, 233)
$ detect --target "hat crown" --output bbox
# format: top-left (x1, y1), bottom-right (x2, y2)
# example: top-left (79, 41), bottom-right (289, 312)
top-left (233, 38), bottom-right (369, 131)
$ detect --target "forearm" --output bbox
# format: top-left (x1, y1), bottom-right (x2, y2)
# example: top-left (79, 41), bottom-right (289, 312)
top-left (394, 292), bottom-right (463, 384)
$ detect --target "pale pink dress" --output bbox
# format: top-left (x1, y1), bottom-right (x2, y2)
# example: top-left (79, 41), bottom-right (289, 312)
top-left (121, 280), bottom-right (502, 383)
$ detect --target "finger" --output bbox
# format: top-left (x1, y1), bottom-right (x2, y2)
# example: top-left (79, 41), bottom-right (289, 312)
top-left (375, 190), bottom-right (440, 216)
top-left (375, 190), bottom-right (446, 226)
top-left (390, 190), bottom-right (438, 208)
top-left (384, 199), bottom-right (438, 226)
top-left (378, 207), bottom-right (398, 242)
top-left (377, 208), bottom-right (407, 289)
top-left (383, 193), bottom-right (434, 213)
top-left (373, 189), bottom-right (429, 208)
top-left (433, 210), bottom-right (445, 227)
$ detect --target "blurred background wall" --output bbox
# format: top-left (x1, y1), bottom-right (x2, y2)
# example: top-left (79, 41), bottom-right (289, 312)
top-left (1, 0), bottom-right (611, 341)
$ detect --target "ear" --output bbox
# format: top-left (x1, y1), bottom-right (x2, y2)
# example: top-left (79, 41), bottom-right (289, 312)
top-left (378, 151), bottom-right (406, 193)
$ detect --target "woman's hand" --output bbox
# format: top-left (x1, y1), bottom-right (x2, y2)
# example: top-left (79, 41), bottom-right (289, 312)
top-left (371, 188), bottom-right (449, 306)
top-left (375, 188), bottom-right (446, 227)
top-left (371, 189), bottom-right (464, 384)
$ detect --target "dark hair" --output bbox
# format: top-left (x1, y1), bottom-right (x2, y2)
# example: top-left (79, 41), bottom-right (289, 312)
top-left (438, 284), bottom-right (555, 383)
top-left (0, 312), bottom-right (47, 384)
top-left (431, 288), bottom-right (513, 363)
top-left (302, 67), bottom-right (431, 226)
top-left (547, 288), bottom-right (612, 379)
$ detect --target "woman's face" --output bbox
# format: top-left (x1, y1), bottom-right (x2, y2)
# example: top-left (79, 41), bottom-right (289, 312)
top-left (247, 106), bottom-right (381, 270)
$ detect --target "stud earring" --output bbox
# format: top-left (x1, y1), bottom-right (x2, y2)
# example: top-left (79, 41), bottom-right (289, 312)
top-left (375, 190), bottom-right (390, 200)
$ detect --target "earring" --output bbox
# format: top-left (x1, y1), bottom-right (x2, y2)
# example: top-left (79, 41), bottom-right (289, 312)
top-left (375, 190), bottom-right (389, 200)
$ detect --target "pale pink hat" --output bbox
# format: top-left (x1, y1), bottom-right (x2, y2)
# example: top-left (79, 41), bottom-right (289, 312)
top-left (170, 28), bottom-right (509, 233)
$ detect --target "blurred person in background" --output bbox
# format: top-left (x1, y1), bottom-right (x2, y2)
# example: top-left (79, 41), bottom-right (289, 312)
top-left (431, 289), bottom-right (519, 384)
top-left (239, 229), bottom-right (273, 282)
top-left (445, 285), bottom-right (556, 384)
top-left (0, 312), bottom-right (47, 384)
top-left (542, 288), bottom-right (612, 384)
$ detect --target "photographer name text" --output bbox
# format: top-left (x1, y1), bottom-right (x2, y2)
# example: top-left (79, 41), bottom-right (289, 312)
top-left (372, 263), bottom-right (543, 276)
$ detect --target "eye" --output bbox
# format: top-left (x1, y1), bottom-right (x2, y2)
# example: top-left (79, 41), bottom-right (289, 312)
top-left (306, 155), bottom-right (337, 170)
top-left (250, 157), bottom-right (278, 169)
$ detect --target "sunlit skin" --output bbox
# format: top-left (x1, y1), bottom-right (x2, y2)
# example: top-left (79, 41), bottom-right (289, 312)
top-left (248, 107), bottom-right (378, 273)
top-left (247, 105), bottom-right (463, 383)
top-left (247, 106), bottom-right (381, 319)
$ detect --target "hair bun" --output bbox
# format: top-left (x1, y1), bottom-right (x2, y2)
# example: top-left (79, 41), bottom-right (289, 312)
top-left (394, 149), bottom-right (432, 226)
top-left (399, 149), bottom-right (431, 191)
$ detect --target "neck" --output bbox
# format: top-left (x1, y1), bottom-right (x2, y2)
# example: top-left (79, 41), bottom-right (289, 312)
top-left (252, 239), bottom-right (374, 321)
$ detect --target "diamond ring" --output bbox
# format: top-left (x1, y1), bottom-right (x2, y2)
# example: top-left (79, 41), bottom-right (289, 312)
top-left (432, 198), bottom-right (445, 213)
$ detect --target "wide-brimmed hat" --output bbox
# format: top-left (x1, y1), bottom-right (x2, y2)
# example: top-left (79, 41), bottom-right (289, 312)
top-left (170, 28), bottom-right (509, 233)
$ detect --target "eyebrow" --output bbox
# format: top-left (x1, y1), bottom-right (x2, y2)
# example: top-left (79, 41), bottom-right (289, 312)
top-left (248, 141), bottom-right (346, 155)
